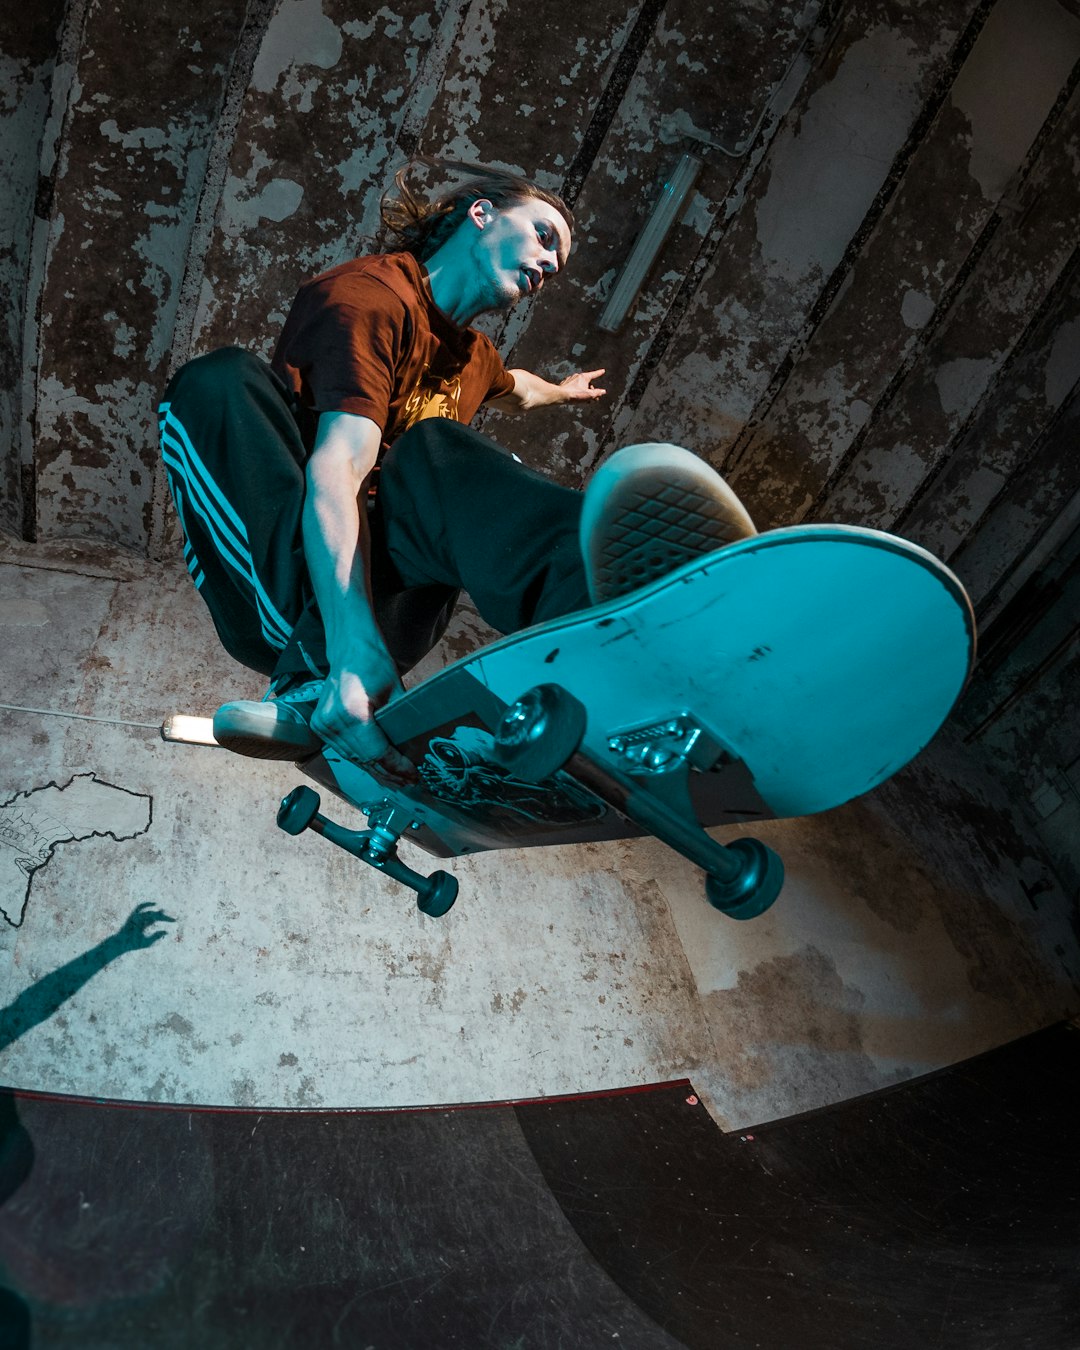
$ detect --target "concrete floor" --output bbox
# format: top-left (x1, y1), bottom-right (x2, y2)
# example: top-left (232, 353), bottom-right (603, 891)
top-left (1, 533), bottom-right (1077, 1131)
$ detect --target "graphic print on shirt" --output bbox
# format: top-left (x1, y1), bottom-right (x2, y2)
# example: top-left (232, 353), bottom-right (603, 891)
top-left (398, 366), bottom-right (464, 433)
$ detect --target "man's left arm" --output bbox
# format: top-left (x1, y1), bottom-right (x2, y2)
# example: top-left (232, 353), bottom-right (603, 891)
top-left (488, 367), bottom-right (606, 414)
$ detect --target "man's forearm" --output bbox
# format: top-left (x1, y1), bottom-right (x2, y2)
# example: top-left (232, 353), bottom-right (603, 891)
top-left (500, 368), bottom-right (565, 412)
top-left (298, 413), bottom-right (411, 776)
top-left (302, 457), bottom-right (384, 662)
top-left (491, 366), bottom-right (607, 414)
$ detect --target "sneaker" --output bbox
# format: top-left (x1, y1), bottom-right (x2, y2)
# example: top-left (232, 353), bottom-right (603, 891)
top-left (579, 443), bottom-right (757, 604)
top-left (212, 679), bottom-right (324, 761)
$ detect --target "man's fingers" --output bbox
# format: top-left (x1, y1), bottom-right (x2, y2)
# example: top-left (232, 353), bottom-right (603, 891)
top-left (317, 718), bottom-right (417, 785)
top-left (377, 744), bottom-right (419, 786)
top-left (310, 664), bottom-right (416, 783)
top-left (566, 370), bottom-right (606, 400)
top-left (560, 368), bottom-right (606, 392)
top-left (318, 719), bottom-right (385, 763)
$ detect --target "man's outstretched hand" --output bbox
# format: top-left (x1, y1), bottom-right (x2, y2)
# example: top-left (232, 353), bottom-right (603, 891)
top-left (495, 366), bottom-right (607, 413)
top-left (310, 650), bottom-right (417, 786)
top-left (558, 368), bottom-right (606, 401)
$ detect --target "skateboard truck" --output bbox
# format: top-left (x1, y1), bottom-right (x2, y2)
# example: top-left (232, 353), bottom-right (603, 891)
top-left (495, 684), bottom-right (783, 920)
top-left (276, 786), bottom-right (459, 918)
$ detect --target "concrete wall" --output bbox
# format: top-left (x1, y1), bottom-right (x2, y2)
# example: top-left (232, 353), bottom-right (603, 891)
top-left (1, 0), bottom-right (1078, 1049)
top-left (3, 3), bottom-right (1077, 840)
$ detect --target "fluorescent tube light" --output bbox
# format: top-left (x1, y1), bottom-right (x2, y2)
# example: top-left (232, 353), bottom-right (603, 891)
top-left (161, 714), bottom-right (220, 746)
top-left (597, 152), bottom-right (703, 333)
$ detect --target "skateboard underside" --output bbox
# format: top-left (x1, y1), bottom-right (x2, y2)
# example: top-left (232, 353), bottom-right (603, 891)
top-left (303, 525), bottom-right (976, 862)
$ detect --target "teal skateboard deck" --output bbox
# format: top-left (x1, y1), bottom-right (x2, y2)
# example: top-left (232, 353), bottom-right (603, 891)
top-left (281, 524), bottom-right (974, 918)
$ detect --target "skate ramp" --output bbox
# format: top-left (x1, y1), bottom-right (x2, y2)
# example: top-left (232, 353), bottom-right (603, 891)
top-left (1, 1025), bottom-right (1077, 1348)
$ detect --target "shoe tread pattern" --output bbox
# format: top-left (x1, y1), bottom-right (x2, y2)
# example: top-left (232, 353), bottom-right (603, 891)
top-left (215, 730), bottom-right (317, 761)
top-left (594, 486), bottom-right (746, 595)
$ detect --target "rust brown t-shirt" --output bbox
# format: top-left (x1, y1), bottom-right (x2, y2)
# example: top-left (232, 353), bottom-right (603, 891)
top-left (271, 251), bottom-right (515, 457)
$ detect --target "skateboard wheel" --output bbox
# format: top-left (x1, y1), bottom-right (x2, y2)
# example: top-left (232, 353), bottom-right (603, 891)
top-left (417, 870), bottom-right (459, 918)
top-left (277, 785), bottom-right (321, 836)
top-left (705, 837), bottom-right (784, 919)
top-left (493, 684), bottom-right (587, 782)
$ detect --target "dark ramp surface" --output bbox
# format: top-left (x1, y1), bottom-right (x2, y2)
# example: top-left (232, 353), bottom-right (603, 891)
top-left (1, 1024), bottom-right (1078, 1349)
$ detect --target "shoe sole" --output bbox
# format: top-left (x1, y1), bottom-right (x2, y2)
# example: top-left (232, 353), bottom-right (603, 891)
top-left (212, 706), bottom-right (323, 761)
top-left (581, 444), bottom-right (756, 603)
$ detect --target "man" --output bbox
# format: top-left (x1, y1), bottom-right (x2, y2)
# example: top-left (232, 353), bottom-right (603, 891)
top-left (159, 159), bottom-right (755, 781)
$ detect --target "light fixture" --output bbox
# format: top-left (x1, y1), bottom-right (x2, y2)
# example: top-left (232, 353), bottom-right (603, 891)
top-left (597, 151), bottom-right (704, 333)
top-left (161, 713), bottom-right (220, 746)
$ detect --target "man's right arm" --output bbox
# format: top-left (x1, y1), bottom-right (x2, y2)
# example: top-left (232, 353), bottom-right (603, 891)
top-left (303, 410), bottom-right (415, 781)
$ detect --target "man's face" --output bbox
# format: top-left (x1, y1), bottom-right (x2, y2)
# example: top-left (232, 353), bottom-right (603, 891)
top-left (468, 197), bottom-right (573, 313)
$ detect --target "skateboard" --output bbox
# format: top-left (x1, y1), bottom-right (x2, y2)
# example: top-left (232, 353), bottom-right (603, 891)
top-left (268, 524), bottom-right (975, 922)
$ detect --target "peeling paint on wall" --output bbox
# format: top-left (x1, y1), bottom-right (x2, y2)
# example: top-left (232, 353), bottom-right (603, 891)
top-left (1044, 314), bottom-right (1080, 405)
top-left (619, 0), bottom-right (971, 478)
top-left (825, 85), bottom-right (1080, 533)
top-left (251, 0), bottom-right (343, 96)
top-left (724, 0), bottom-right (1079, 530)
top-left (755, 26), bottom-right (924, 291)
top-left (191, 0), bottom-right (455, 357)
top-left (950, 0), bottom-right (1080, 200)
top-left (26, 0), bottom-right (247, 547)
top-left (0, 4), bottom-right (67, 535)
top-left (934, 356), bottom-right (998, 418)
top-left (491, 0), bottom-right (821, 479)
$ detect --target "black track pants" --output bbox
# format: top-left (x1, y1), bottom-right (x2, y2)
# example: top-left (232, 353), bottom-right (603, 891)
top-left (158, 347), bottom-right (591, 681)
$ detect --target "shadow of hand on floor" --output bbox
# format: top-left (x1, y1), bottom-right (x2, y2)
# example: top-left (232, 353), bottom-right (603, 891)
top-left (0, 903), bottom-right (175, 1053)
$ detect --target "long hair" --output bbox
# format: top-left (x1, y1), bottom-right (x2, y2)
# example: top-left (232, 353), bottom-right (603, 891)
top-left (379, 156), bottom-right (574, 263)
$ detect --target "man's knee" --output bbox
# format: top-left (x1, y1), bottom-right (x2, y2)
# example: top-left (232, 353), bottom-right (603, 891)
top-left (165, 346), bottom-right (269, 405)
top-left (382, 418), bottom-right (513, 481)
